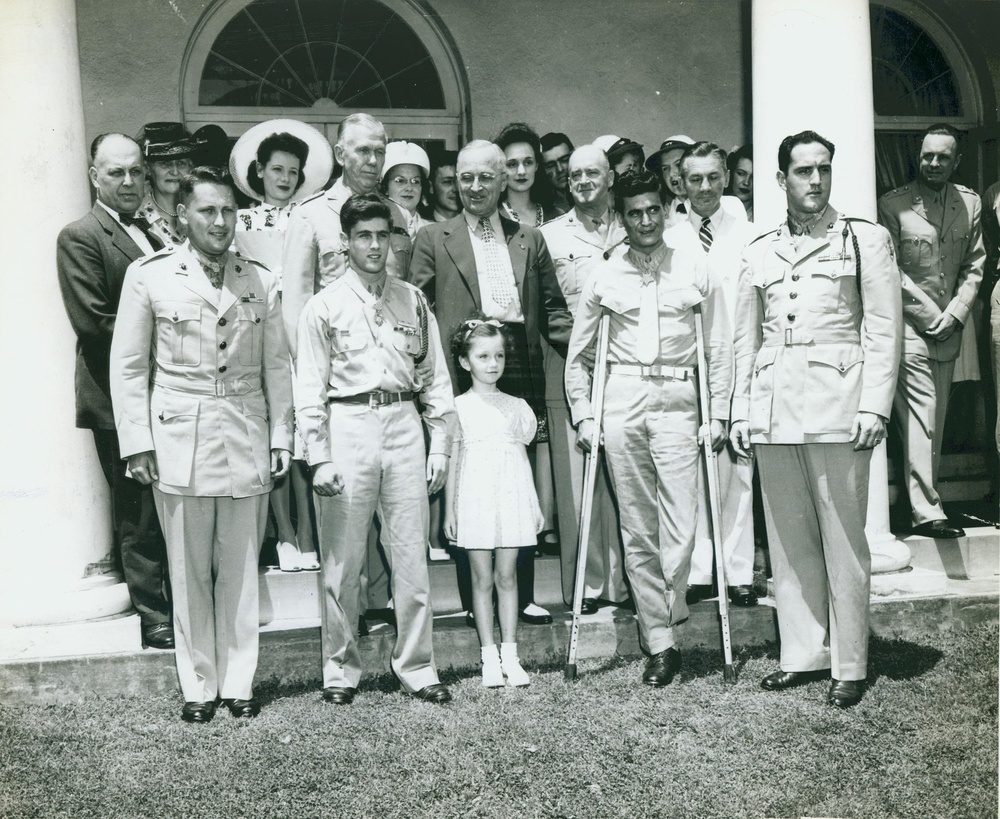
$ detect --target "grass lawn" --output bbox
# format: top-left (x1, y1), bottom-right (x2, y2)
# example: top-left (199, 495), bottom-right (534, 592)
top-left (0, 625), bottom-right (996, 819)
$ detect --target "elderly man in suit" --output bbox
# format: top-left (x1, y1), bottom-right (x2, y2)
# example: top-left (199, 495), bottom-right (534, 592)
top-left (111, 167), bottom-right (293, 723)
top-left (877, 124), bottom-right (986, 539)
top-left (56, 133), bottom-right (173, 650)
top-left (732, 131), bottom-right (902, 708)
top-left (539, 145), bottom-right (629, 612)
top-left (282, 113), bottom-right (412, 356)
top-left (408, 139), bottom-right (573, 627)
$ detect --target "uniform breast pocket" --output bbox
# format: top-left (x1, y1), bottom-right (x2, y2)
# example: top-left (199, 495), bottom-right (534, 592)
top-left (153, 301), bottom-right (202, 367)
top-left (659, 285), bottom-right (705, 312)
top-left (236, 304), bottom-right (264, 366)
top-left (751, 261), bottom-right (785, 292)
top-left (899, 235), bottom-right (934, 269)
top-left (149, 392), bottom-right (199, 487)
top-left (330, 329), bottom-right (370, 386)
top-left (808, 265), bottom-right (856, 313)
top-left (553, 253), bottom-right (593, 297)
top-left (803, 344), bottom-right (864, 434)
top-left (391, 327), bottom-right (421, 357)
top-left (748, 345), bottom-right (779, 435)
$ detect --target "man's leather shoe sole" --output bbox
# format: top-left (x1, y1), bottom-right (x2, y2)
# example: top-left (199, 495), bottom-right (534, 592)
top-left (181, 701), bottom-right (216, 723)
top-left (911, 519), bottom-right (964, 539)
top-left (322, 686), bottom-right (357, 705)
top-left (411, 683), bottom-right (452, 704)
top-left (728, 585), bottom-right (759, 607)
top-left (579, 598), bottom-right (599, 616)
top-left (519, 610), bottom-right (553, 626)
top-left (223, 697), bottom-right (260, 718)
top-left (760, 669), bottom-right (830, 691)
top-left (142, 623), bottom-right (175, 650)
top-left (828, 679), bottom-right (864, 708)
top-left (642, 648), bottom-right (681, 687)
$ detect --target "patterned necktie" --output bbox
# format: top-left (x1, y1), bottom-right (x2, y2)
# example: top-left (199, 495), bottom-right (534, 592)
top-left (636, 263), bottom-right (659, 366)
top-left (478, 217), bottom-right (515, 308)
top-left (699, 216), bottom-right (714, 254)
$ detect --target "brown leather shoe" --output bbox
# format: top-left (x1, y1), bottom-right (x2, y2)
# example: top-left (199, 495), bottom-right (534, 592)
top-left (760, 669), bottom-right (829, 691)
top-left (641, 648), bottom-right (681, 686)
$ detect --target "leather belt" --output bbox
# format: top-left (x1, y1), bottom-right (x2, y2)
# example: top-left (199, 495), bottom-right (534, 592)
top-left (608, 363), bottom-right (695, 380)
top-left (328, 390), bottom-right (417, 409)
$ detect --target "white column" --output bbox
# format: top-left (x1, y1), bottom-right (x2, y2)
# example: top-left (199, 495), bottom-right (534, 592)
top-left (751, 0), bottom-right (910, 572)
top-left (0, 0), bottom-right (132, 625)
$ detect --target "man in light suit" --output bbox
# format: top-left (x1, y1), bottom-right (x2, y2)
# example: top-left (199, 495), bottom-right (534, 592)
top-left (408, 140), bottom-right (573, 626)
top-left (877, 123), bottom-right (985, 539)
top-left (282, 113), bottom-right (412, 356)
top-left (539, 145), bottom-right (629, 611)
top-left (111, 167), bottom-right (293, 723)
top-left (732, 131), bottom-right (902, 708)
top-left (56, 133), bottom-right (173, 650)
top-left (666, 141), bottom-right (758, 609)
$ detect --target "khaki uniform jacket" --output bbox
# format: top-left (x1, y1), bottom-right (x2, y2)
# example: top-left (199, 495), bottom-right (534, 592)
top-left (110, 243), bottom-right (293, 497)
top-left (281, 179), bottom-right (412, 356)
top-left (877, 181), bottom-right (985, 361)
top-left (732, 207), bottom-right (902, 444)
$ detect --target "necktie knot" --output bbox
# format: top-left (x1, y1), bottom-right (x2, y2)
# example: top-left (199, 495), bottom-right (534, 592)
top-left (699, 216), bottom-right (714, 253)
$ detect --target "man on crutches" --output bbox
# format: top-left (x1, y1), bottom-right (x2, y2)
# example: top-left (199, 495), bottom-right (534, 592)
top-left (565, 169), bottom-right (732, 687)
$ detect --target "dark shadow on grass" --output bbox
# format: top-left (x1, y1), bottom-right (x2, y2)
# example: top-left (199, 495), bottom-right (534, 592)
top-left (866, 633), bottom-right (944, 684)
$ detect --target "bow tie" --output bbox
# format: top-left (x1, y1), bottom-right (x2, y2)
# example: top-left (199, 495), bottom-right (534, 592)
top-left (119, 212), bottom-right (151, 230)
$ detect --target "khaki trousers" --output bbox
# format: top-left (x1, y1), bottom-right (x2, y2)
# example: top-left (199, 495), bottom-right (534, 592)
top-left (315, 401), bottom-right (439, 692)
top-left (756, 443), bottom-right (872, 681)
top-left (602, 373), bottom-right (698, 655)
top-left (153, 490), bottom-right (267, 702)
top-left (691, 446), bottom-right (755, 586)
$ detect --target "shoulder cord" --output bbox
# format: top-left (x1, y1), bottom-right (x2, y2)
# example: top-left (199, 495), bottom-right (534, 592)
top-left (842, 221), bottom-right (863, 305)
top-left (415, 290), bottom-right (429, 364)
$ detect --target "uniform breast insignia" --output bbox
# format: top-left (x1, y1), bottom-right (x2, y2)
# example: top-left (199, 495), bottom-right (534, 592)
top-left (241, 292), bottom-right (264, 303)
top-left (394, 322), bottom-right (418, 336)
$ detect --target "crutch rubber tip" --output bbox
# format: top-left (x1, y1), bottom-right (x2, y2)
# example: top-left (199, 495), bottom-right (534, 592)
top-left (723, 665), bottom-right (737, 684)
top-left (563, 663), bottom-right (578, 681)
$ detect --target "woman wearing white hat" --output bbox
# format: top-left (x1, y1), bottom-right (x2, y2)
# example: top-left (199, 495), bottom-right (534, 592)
top-left (229, 119), bottom-right (333, 573)
top-left (379, 141), bottom-right (432, 239)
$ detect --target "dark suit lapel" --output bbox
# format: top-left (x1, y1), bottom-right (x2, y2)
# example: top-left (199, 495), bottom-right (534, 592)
top-left (443, 216), bottom-right (482, 307)
top-left (500, 214), bottom-right (528, 290)
top-left (92, 203), bottom-right (143, 263)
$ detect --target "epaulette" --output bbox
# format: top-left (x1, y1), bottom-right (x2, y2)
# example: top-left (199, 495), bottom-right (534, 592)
top-left (296, 189), bottom-right (327, 206)
top-left (232, 251), bottom-right (270, 272)
top-left (545, 210), bottom-right (574, 227)
top-left (881, 184), bottom-right (911, 199)
top-left (138, 247), bottom-right (175, 265)
top-left (748, 228), bottom-right (778, 246)
top-left (953, 182), bottom-right (977, 196)
top-left (840, 215), bottom-right (877, 226)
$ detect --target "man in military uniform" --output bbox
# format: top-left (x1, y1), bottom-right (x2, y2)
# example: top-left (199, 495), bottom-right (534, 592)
top-left (877, 124), bottom-right (985, 539)
top-left (281, 113), bottom-right (412, 356)
top-left (540, 145), bottom-right (629, 612)
top-left (111, 167), bottom-right (293, 723)
top-left (565, 168), bottom-right (732, 687)
top-left (296, 194), bottom-right (455, 706)
top-left (732, 131), bottom-right (902, 708)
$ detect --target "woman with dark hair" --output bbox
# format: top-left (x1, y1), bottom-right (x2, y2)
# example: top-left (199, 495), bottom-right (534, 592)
top-left (379, 140), bottom-right (432, 238)
top-left (229, 119), bottom-right (333, 573)
top-left (494, 122), bottom-right (556, 227)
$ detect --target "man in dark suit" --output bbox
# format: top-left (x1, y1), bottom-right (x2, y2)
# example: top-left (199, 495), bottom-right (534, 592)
top-left (56, 132), bottom-right (173, 649)
top-left (408, 139), bottom-right (573, 626)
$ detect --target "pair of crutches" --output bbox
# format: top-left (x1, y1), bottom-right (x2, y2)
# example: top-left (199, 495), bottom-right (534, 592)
top-left (563, 307), bottom-right (736, 683)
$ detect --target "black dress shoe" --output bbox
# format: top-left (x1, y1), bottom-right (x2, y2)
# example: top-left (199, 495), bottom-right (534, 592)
top-left (760, 669), bottom-right (830, 691)
top-left (357, 617), bottom-right (369, 637)
top-left (322, 686), bottom-right (358, 705)
top-left (181, 701), bottom-right (216, 723)
top-left (579, 598), bottom-right (599, 615)
top-left (141, 623), bottom-right (175, 650)
top-left (519, 607), bottom-right (553, 626)
top-left (411, 683), bottom-right (452, 704)
top-left (223, 697), bottom-right (260, 718)
top-left (685, 584), bottom-right (714, 605)
top-left (465, 611), bottom-right (476, 629)
top-left (828, 679), bottom-right (864, 708)
top-left (641, 648), bottom-right (682, 687)
top-left (728, 585), bottom-right (758, 607)
top-left (911, 519), bottom-right (965, 539)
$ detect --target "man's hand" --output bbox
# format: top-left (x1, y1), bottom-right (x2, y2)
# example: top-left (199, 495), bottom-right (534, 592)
top-left (312, 462), bottom-right (345, 496)
top-left (270, 449), bottom-right (291, 479)
top-left (851, 411), bottom-right (887, 451)
top-left (924, 311), bottom-right (960, 342)
top-left (426, 453), bottom-right (449, 494)
top-left (575, 418), bottom-right (600, 453)
top-left (699, 419), bottom-right (728, 452)
top-left (730, 420), bottom-right (753, 458)
top-left (128, 451), bottom-right (158, 485)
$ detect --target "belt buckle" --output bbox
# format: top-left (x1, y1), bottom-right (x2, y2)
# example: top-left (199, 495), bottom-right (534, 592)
top-left (784, 329), bottom-right (793, 347)
top-left (214, 380), bottom-right (226, 397)
top-left (640, 364), bottom-right (660, 378)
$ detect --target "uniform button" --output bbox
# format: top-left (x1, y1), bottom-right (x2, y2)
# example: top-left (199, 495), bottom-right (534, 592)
top-left (787, 314), bottom-right (796, 323)
top-left (219, 342), bottom-right (227, 350)
top-left (790, 292), bottom-right (798, 299)
top-left (939, 289), bottom-right (946, 296)
top-left (219, 365), bottom-right (228, 373)
top-left (219, 317), bottom-right (227, 326)
top-left (791, 273), bottom-right (800, 281)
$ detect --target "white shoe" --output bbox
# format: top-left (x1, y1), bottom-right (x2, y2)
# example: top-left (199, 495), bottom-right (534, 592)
top-left (500, 643), bottom-right (530, 687)
top-left (275, 541), bottom-right (301, 572)
top-left (481, 645), bottom-right (505, 688)
top-left (298, 551), bottom-right (320, 571)
top-left (427, 546), bottom-right (451, 561)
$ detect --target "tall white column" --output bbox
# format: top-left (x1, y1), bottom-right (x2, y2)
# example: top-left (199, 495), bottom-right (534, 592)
top-left (0, 0), bottom-right (132, 625)
top-left (751, 0), bottom-right (910, 572)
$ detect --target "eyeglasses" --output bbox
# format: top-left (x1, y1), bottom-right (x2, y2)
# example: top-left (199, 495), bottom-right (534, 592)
top-left (390, 176), bottom-right (422, 187)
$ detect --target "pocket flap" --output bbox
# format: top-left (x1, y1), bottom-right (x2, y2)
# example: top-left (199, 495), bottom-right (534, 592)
top-left (659, 285), bottom-right (704, 311)
top-left (601, 292), bottom-right (639, 316)
top-left (236, 304), bottom-right (263, 324)
top-left (751, 263), bottom-right (785, 289)
top-left (333, 328), bottom-right (368, 353)
top-left (152, 393), bottom-right (199, 422)
top-left (753, 345), bottom-right (779, 373)
top-left (806, 344), bottom-right (864, 372)
top-left (154, 302), bottom-right (201, 324)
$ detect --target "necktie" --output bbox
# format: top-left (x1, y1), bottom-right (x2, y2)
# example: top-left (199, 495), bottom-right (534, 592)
top-left (636, 265), bottom-right (659, 365)
top-left (676, 202), bottom-right (687, 215)
top-left (699, 216), bottom-right (714, 254)
top-left (478, 217), bottom-right (515, 309)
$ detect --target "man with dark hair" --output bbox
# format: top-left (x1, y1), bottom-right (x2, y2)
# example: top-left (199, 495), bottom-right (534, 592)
top-left (56, 132), bottom-right (173, 651)
top-left (566, 168), bottom-right (733, 687)
top-left (878, 123), bottom-right (985, 539)
top-left (732, 131), bottom-right (902, 708)
top-left (669, 141), bottom-right (758, 608)
top-left (726, 144), bottom-right (754, 221)
top-left (541, 132), bottom-right (575, 216)
top-left (296, 193), bottom-right (455, 706)
top-left (426, 148), bottom-right (461, 223)
top-left (110, 166), bottom-right (293, 722)
top-left (644, 135), bottom-right (695, 225)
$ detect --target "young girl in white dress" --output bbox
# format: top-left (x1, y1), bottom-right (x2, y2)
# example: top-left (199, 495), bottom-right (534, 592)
top-left (444, 318), bottom-right (544, 687)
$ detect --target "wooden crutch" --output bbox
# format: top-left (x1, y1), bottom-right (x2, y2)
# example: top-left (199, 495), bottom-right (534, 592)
top-left (693, 304), bottom-right (736, 684)
top-left (564, 313), bottom-right (611, 681)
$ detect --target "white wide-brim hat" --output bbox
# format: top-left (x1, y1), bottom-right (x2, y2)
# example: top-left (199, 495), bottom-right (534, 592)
top-left (592, 134), bottom-right (622, 153)
top-left (380, 141), bottom-right (431, 182)
top-left (229, 119), bottom-right (333, 202)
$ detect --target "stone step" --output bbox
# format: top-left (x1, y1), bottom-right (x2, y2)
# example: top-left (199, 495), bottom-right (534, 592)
top-left (904, 525), bottom-right (999, 580)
